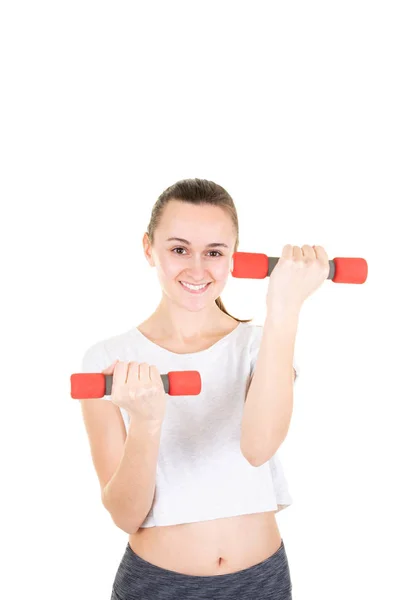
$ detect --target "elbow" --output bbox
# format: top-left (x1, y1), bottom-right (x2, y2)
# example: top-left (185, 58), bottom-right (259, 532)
top-left (248, 454), bottom-right (270, 467)
top-left (102, 494), bottom-right (141, 534)
top-left (241, 444), bottom-right (271, 468)
top-left (109, 512), bottom-right (141, 534)
top-left (240, 441), bottom-right (253, 465)
top-left (116, 520), bottom-right (141, 535)
top-left (244, 453), bottom-right (271, 468)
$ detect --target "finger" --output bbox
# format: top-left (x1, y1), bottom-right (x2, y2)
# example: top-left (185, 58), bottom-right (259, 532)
top-left (149, 365), bottom-right (162, 386)
top-left (110, 360), bottom-right (128, 387)
top-left (138, 362), bottom-right (151, 383)
top-left (126, 361), bottom-right (139, 385)
top-left (292, 245), bottom-right (302, 260)
top-left (302, 245), bottom-right (315, 260)
top-left (281, 244), bottom-right (293, 258)
top-left (313, 245), bottom-right (329, 264)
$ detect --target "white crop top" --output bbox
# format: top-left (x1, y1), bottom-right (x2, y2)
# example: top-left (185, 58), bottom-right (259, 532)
top-left (80, 320), bottom-right (299, 528)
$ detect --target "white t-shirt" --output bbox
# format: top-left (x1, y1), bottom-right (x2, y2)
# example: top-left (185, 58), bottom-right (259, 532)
top-left (81, 320), bottom-right (299, 528)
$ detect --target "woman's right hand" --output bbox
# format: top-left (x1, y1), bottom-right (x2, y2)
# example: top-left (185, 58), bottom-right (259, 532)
top-left (102, 360), bottom-right (167, 424)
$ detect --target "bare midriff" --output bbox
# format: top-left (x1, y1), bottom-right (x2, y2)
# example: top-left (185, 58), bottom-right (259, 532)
top-left (128, 510), bottom-right (282, 576)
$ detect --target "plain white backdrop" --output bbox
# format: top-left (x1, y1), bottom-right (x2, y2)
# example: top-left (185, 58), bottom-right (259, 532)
top-left (1, 1), bottom-right (399, 598)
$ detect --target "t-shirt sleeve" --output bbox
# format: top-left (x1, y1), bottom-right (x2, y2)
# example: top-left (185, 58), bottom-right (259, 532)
top-left (80, 342), bottom-right (113, 399)
top-left (80, 342), bottom-right (109, 373)
top-left (249, 326), bottom-right (299, 383)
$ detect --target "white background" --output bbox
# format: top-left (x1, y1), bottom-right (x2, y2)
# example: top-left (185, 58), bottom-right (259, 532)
top-left (1, 1), bottom-right (399, 598)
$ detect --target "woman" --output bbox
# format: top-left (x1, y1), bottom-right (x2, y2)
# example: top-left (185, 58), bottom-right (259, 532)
top-left (80, 178), bottom-right (329, 599)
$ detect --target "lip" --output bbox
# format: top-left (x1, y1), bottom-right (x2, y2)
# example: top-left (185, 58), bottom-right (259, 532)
top-left (179, 281), bottom-right (212, 294)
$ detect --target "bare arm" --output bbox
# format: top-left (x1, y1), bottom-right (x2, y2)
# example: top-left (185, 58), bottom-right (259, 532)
top-left (240, 310), bottom-right (299, 467)
top-left (102, 415), bottom-right (163, 533)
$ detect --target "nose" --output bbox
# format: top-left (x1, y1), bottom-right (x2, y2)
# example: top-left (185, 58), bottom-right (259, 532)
top-left (183, 255), bottom-right (210, 281)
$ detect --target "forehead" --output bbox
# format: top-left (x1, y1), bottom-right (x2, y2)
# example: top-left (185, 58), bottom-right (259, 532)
top-left (159, 201), bottom-right (234, 237)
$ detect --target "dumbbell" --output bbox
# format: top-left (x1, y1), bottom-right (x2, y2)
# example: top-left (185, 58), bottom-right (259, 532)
top-left (70, 370), bottom-right (201, 399)
top-left (231, 252), bottom-right (368, 284)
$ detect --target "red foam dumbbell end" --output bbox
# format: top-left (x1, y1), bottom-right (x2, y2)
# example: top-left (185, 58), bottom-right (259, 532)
top-left (332, 258), bottom-right (368, 284)
top-left (231, 252), bottom-right (269, 279)
top-left (168, 371), bottom-right (202, 396)
top-left (70, 373), bottom-right (105, 399)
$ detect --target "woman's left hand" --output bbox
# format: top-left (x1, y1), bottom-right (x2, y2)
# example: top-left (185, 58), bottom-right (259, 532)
top-left (266, 244), bottom-right (330, 317)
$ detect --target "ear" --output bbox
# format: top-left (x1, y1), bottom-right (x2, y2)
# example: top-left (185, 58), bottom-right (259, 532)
top-left (142, 232), bottom-right (154, 266)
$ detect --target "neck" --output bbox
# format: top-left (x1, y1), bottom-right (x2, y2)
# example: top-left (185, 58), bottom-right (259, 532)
top-left (146, 298), bottom-right (236, 342)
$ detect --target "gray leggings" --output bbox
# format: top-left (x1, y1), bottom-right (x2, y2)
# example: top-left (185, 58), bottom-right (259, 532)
top-left (110, 538), bottom-right (292, 599)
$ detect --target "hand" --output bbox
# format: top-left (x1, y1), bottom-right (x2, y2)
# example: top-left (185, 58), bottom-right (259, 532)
top-left (103, 360), bottom-right (167, 424)
top-left (266, 244), bottom-right (330, 316)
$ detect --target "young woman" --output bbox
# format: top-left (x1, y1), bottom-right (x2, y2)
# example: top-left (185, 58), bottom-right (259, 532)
top-left (80, 178), bottom-right (329, 599)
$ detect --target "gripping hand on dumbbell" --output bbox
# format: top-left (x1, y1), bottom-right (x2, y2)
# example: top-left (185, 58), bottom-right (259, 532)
top-left (102, 360), bottom-right (167, 425)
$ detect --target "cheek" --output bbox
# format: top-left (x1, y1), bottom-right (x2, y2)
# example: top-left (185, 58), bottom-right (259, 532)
top-left (212, 266), bottom-right (228, 281)
top-left (158, 256), bottom-right (181, 278)
top-left (214, 258), bottom-right (231, 278)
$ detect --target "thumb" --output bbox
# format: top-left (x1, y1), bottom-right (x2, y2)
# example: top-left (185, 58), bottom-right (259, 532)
top-left (102, 359), bottom-right (119, 374)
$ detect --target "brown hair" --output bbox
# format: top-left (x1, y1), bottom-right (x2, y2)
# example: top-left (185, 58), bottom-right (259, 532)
top-left (146, 178), bottom-right (252, 323)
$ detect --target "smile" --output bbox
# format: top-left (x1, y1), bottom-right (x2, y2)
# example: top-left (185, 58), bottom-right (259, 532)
top-left (179, 281), bottom-right (212, 294)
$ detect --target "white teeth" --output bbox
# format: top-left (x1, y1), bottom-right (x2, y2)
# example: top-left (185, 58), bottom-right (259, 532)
top-left (181, 281), bottom-right (208, 290)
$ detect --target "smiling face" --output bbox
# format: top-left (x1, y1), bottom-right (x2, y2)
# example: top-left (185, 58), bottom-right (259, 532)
top-left (143, 200), bottom-right (237, 310)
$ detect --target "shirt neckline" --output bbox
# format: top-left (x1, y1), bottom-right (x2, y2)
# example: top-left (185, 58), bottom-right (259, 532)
top-left (130, 321), bottom-right (245, 357)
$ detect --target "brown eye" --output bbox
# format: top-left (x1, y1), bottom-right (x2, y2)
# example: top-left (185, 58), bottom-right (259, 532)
top-left (171, 247), bottom-right (222, 257)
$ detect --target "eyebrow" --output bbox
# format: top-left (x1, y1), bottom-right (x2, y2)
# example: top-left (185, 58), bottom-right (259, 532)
top-left (166, 237), bottom-right (229, 248)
